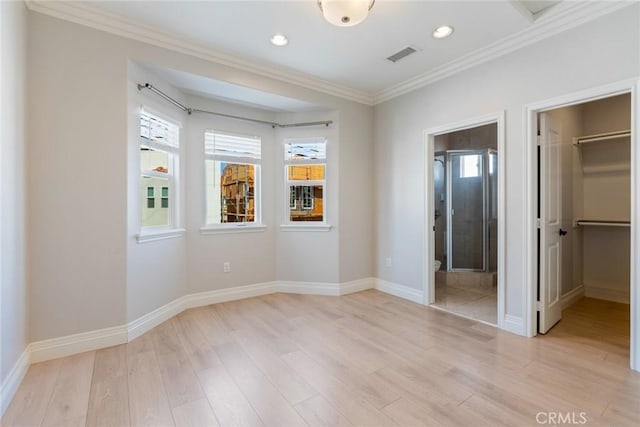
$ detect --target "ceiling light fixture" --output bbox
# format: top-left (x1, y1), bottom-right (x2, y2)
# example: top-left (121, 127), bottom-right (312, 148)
top-left (432, 25), bottom-right (454, 39)
top-left (318, 0), bottom-right (375, 27)
top-left (270, 33), bottom-right (289, 46)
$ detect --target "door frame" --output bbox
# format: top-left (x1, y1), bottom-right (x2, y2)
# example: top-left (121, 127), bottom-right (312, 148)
top-left (523, 78), bottom-right (640, 371)
top-left (423, 111), bottom-right (506, 328)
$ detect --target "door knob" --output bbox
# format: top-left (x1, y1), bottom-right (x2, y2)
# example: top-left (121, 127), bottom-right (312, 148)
top-left (559, 229), bottom-right (568, 236)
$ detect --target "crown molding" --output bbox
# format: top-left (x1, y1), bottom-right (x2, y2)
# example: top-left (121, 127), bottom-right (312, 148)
top-left (24, 0), bottom-right (375, 106)
top-left (373, 1), bottom-right (635, 104)
top-left (25, 1), bottom-right (634, 107)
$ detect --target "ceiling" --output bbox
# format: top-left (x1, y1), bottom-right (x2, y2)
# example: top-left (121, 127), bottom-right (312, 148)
top-left (91, 0), bottom-right (561, 95)
top-left (139, 62), bottom-right (327, 112)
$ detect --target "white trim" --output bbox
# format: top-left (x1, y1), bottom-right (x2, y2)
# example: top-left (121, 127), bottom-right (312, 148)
top-left (561, 285), bottom-right (585, 309)
top-left (24, 0), bottom-right (374, 106)
top-left (24, 1), bottom-right (632, 106)
top-left (29, 325), bottom-right (127, 364)
top-left (508, 1), bottom-right (535, 23)
top-left (200, 224), bottom-right (267, 235)
top-left (279, 224), bottom-right (332, 232)
top-left (278, 281), bottom-right (341, 296)
top-left (375, 279), bottom-right (425, 304)
top-left (340, 277), bottom-right (376, 295)
top-left (135, 228), bottom-right (186, 243)
top-left (584, 285), bottom-right (630, 305)
top-left (184, 282), bottom-right (278, 310)
top-left (422, 111), bottom-right (506, 331)
top-left (0, 349), bottom-right (29, 417)
top-left (523, 77), bottom-right (639, 369)
top-left (127, 296), bottom-right (188, 342)
top-left (502, 314), bottom-right (526, 335)
top-left (632, 80), bottom-right (639, 372)
top-left (373, 1), bottom-right (634, 104)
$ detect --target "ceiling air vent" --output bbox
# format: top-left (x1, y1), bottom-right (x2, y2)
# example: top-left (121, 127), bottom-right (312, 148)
top-left (386, 46), bottom-right (417, 63)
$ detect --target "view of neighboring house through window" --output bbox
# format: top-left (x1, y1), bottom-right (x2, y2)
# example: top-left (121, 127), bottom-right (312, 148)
top-left (205, 131), bottom-right (261, 225)
top-left (285, 138), bottom-right (326, 222)
top-left (140, 110), bottom-right (179, 228)
top-left (146, 187), bottom-right (155, 208)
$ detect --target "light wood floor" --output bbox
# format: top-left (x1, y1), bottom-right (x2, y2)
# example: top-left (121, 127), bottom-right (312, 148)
top-left (2, 291), bottom-right (639, 427)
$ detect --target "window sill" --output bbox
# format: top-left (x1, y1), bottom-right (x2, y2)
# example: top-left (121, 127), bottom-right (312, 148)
top-left (200, 224), bottom-right (267, 235)
top-left (279, 224), bottom-right (332, 232)
top-left (136, 228), bottom-right (186, 244)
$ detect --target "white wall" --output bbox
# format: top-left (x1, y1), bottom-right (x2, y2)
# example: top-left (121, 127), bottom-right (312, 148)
top-left (28, 13), bottom-right (129, 341)
top-left (126, 62), bottom-right (189, 322)
top-left (276, 112), bottom-right (341, 283)
top-left (373, 5), bottom-right (640, 324)
top-left (186, 95), bottom-right (279, 293)
top-left (338, 107), bottom-right (374, 282)
top-left (27, 11), bottom-right (373, 341)
top-left (1, 0), bottom-right (28, 394)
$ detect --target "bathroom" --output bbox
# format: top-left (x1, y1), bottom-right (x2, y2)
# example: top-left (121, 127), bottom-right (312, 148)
top-left (432, 123), bottom-right (498, 324)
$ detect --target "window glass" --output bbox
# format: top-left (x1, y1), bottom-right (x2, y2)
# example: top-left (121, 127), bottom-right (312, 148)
top-left (289, 185), bottom-right (323, 222)
top-left (460, 154), bottom-right (481, 178)
top-left (205, 131), bottom-right (261, 226)
top-left (139, 110), bottom-right (179, 230)
top-left (141, 176), bottom-right (169, 227)
top-left (287, 165), bottom-right (325, 181)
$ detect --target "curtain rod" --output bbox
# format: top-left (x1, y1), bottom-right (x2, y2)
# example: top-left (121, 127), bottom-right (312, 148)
top-left (138, 83), bottom-right (332, 129)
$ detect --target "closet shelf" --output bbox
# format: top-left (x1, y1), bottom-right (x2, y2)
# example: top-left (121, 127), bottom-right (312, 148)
top-left (573, 130), bottom-right (631, 146)
top-left (576, 219), bottom-right (630, 228)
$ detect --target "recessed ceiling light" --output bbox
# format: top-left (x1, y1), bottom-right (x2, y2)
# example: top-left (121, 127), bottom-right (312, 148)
top-left (270, 34), bottom-right (288, 46)
top-left (433, 25), bottom-right (454, 39)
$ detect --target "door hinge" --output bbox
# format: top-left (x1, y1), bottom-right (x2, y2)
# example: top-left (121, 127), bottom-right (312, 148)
top-left (536, 135), bottom-right (541, 146)
top-left (536, 218), bottom-right (541, 229)
top-left (536, 301), bottom-right (542, 311)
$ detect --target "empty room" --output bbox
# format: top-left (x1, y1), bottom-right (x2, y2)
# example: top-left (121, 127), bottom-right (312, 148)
top-left (1, 1), bottom-right (639, 426)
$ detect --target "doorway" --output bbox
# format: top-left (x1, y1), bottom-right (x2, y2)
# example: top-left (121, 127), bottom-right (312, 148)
top-left (425, 114), bottom-right (505, 327)
top-left (525, 80), bottom-right (639, 371)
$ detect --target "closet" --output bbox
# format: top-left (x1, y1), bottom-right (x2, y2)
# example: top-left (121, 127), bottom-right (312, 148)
top-left (572, 95), bottom-right (631, 304)
top-left (542, 93), bottom-right (631, 310)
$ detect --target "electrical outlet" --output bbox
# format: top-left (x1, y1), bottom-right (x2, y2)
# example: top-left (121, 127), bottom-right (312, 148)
top-left (385, 257), bottom-right (392, 267)
top-left (223, 262), bottom-right (231, 273)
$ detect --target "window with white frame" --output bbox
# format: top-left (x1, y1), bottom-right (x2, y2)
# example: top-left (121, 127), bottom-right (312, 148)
top-left (285, 138), bottom-right (326, 222)
top-left (140, 110), bottom-right (179, 229)
top-left (459, 154), bottom-right (481, 178)
top-left (205, 131), bottom-right (261, 225)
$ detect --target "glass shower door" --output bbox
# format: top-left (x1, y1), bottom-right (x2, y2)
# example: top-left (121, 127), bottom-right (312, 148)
top-left (447, 152), bottom-right (486, 271)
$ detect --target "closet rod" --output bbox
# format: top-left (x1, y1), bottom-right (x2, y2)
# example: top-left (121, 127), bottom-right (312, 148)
top-left (576, 220), bottom-right (630, 228)
top-left (574, 130), bottom-right (631, 145)
top-left (138, 83), bottom-right (332, 129)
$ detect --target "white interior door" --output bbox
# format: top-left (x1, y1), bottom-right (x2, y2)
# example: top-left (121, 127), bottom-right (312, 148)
top-left (539, 112), bottom-right (563, 333)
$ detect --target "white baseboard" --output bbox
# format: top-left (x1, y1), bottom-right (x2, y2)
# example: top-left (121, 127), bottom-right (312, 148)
top-left (340, 277), bottom-right (376, 295)
top-left (561, 285), bottom-right (585, 309)
top-left (129, 281), bottom-right (278, 341)
top-left (186, 281), bottom-right (278, 309)
top-left (374, 278), bottom-right (425, 304)
top-left (278, 281), bottom-right (340, 296)
top-left (29, 324), bottom-right (127, 364)
top-left (127, 296), bottom-right (188, 342)
top-left (0, 349), bottom-right (29, 417)
top-left (502, 314), bottom-right (525, 335)
top-left (0, 274), bottom-right (502, 416)
top-left (22, 279), bottom-right (377, 372)
top-left (584, 285), bottom-right (630, 304)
